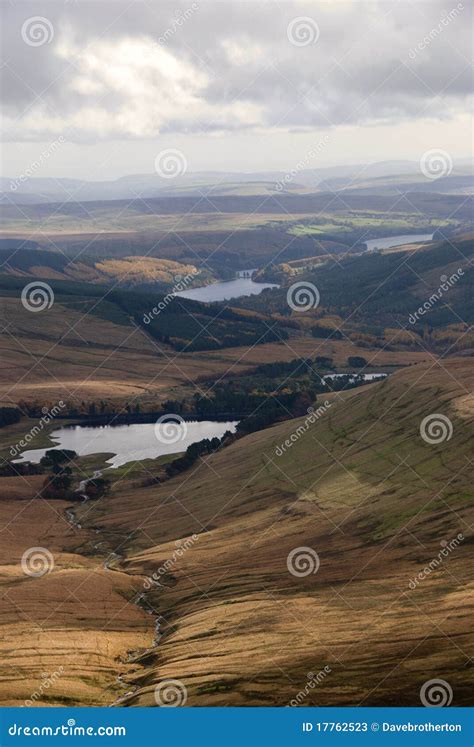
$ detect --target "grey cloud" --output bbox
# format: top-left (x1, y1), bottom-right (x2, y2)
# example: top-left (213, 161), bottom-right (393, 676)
top-left (1, 0), bottom-right (472, 141)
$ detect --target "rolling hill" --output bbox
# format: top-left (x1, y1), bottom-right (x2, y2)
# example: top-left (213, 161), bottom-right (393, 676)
top-left (0, 192), bottom-right (470, 275)
top-left (84, 359), bottom-right (474, 706)
top-left (1, 360), bottom-right (471, 705)
top-left (1, 234), bottom-right (471, 410)
top-left (244, 235), bottom-right (474, 356)
top-left (1, 162), bottom-right (472, 204)
top-left (0, 246), bottom-right (201, 290)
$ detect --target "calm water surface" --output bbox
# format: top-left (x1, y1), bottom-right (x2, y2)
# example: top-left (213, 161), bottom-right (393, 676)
top-left (365, 234), bottom-right (433, 251)
top-left (17, 420), bottom-right (239, 469)
top-left (174, 276), bottom-right (279, 302)
top-left (323, 373), bottom-right (387, 382)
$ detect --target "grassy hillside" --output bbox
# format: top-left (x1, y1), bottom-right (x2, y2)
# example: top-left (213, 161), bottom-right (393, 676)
top-left (0, 273), bottom-right (287, 353)
top-left (2, 191), bottom-right (472, 222)
top-left (1, 191), bottom-right (470, 273)
top-left (0, 474), bottom-right (153, 706)
top-left (69, 359), bottom-right (473, 706)
top-left (4, 235), bottom-right (469, 410)
top-left (244, 236), bottom-right (474, 355)
top-left (0, 283), bottom-right (428, 411)
top-left (0, 246), bottom-right (202, 291)
top-left (2, 235), bottom-right (469, 412)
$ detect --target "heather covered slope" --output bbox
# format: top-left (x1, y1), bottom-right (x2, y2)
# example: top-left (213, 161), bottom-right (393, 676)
top-left (75, 359), bottom-right (473, 706)
top-left (0, 280), bottom-right (428, 410)
top-left (0, 476), bottom-right (153, 706)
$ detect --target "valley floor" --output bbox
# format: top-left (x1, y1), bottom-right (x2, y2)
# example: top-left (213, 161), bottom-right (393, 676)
top-left (0, 360), bottom-right (472, 706)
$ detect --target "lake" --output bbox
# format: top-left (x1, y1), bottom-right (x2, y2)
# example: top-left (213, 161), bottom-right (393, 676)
top-left (323, 373), bottom-right (387, 382)
top-left (174, 276), bottom-right (279, 302)
top-left (364, 233), bottom-right (433, 252)
top-left (16, 420), bottom-right (239, 469)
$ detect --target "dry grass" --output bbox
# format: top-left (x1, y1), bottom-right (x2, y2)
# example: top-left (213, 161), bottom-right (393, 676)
top-left (0, 295), bottom-right (429, 410)
top-left (0, 297), bottom-right (471, 707)
top-left (94, 257), bottom-right (198, 285)
top-left (0, 477), bottom-right (152, 706)
top-left (68, 359), bottom-right (473, 707)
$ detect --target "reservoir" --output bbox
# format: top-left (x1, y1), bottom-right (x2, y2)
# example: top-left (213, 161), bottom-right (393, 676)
top-left (323, 373), bottom-right (387, 383)
top-left (174, 275), bottom-right (279, 302)
top-left (16, 420), bottom-right (239, 469)
top-left (364, 233), bottom-right (433, 252)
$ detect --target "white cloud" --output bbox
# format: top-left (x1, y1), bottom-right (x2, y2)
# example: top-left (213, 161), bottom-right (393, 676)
top-left (2, 34), bottom-right (264, 140)
top-left (221, 39), bottom-right (264, 66)
top-left (0, 0), bottom-right (471, 175)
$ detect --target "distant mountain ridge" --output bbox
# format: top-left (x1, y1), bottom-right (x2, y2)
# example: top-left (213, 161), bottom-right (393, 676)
top-left (2, 159), bottom-right (472, 204)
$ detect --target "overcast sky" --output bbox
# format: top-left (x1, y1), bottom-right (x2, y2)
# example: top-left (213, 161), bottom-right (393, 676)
top-left (1, 0), bottom-right (472, 180)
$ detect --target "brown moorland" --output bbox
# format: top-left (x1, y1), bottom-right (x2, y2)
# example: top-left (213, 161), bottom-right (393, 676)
top-left (0, 475), bottom-right (152, 706)
top-left (62, 358), bottom-right (473, 707)
top-left (0, 295), bottom-right (428, 410)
